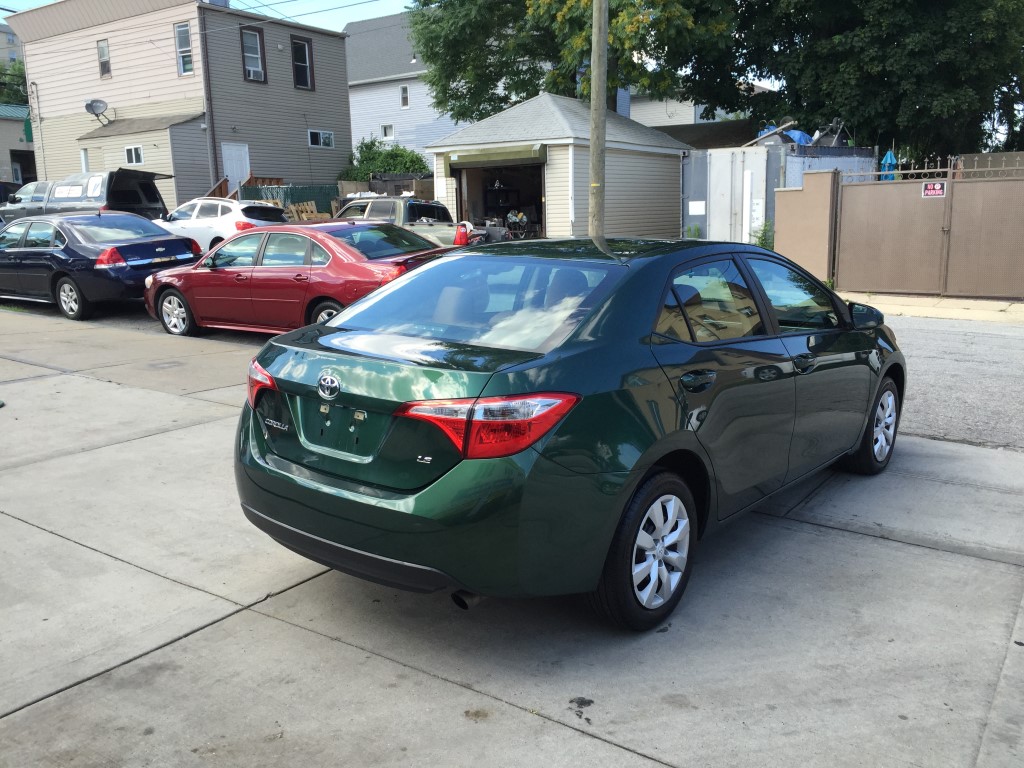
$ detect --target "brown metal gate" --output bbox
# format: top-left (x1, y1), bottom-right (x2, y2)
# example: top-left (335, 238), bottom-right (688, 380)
top-left (834, 163), bottom-right (1024, 299)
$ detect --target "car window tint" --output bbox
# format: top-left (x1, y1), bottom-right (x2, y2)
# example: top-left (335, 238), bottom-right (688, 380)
top-left (0, 221), bottom-right (29, 249)
top-left (173, 203), bottom-right (198, 220)
top-left (408, 203), bottom-right (451, 222)
top-left (340, 202), bottom-right (369, 218)
top-left (240, 205), bottom-right (287, 223)
top-left (747, 259), bottom-right (838, 332)
top-left (196, 202), bottom-right (221, 219)
top-left (138, 181), bottom-right (162, 204)
top-left (672, 260), bottom-right (764, 343)
top-left (366, 200), bottom-right (396, 219)
top-left (31, 183), bottom-right (51, 202)
top-left (654, 288), bottom-right (693, 342)
top-left (310, 242), bottom-right (330, 266)
top-left (327, 256), bottom-right (624, 353)
top-left (13, 182), bottom-right (34, 199)
top-left (24, 223), bottom-right (55, 248)
top-left (327, 223), bottom-right (435, 259)
top-left (218, 204), bottom-right (231, 217)
top-left (261, 233), bottom-right (308, 266)
top-left (54, 228), bottom-right (68, 248)
top-left (213, 234), bottom-right (261, 267)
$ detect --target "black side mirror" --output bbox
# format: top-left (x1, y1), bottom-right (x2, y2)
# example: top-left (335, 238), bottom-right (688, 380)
top-left (7, 194), bottom-right (17, 204)
top-left (202, 256), bottom-right (216, 268)
top-left (849, 302), bottom-right (884, 330)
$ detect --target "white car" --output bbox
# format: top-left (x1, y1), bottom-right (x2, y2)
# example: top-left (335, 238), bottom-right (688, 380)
top-left (155, 197), bottom-right (287, 251)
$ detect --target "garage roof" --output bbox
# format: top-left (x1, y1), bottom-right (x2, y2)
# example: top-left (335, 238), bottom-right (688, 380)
top-left (78, 113), bottom-right (204, 140)
top-left (427, 93), bottom-right (692, 153)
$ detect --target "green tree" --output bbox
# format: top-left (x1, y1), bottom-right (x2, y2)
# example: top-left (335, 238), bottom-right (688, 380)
top-left (685, 0), bottom-right (1024, 158)
top-left (408, 0), bottom-right (734, 123)
top-left (340, 137), bottom-right (431, 181)
top-left (0, 60), bottom-right (28, 104)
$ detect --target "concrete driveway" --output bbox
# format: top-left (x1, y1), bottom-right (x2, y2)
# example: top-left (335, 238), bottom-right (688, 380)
top-left (1, 306), bottom-right (1021, 767)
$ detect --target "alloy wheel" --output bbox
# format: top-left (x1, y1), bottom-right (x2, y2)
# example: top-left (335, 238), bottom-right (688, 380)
top-left (162, 295), bottom-right (188, 334)
top-left (872, 390), bottom-right (898, 461)
top-left (58, 282), bottom-right (79, 316)
top-left (632, 494), bottom-right (690, 610)
top-left (316, 307), bottom-right (339, 323)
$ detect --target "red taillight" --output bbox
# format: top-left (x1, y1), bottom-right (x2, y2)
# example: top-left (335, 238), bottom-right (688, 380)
top-left (247, 358), bottom-right (278, 409)
top-left (188, 238), bottom-right (202, 256)
top-left (379, 264), bottom-right (407, 285)
top-left (235, 221), bottom-right (257, 231)
top-left (99, 204), bottom-right (110, 212)
top-left (95, 247), bottom-right (127, 269)
top-left (453, 224), bottom-right (469, 246)
top-left (396, 393), bottom-right (580, 459)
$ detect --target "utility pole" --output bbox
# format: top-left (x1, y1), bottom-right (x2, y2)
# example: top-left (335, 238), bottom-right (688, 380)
top-left (588, 0), bottom-right (608, 239)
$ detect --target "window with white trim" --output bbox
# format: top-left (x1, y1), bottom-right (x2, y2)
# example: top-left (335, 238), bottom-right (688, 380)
top-left (400, 85), bottom-right (409, 108)
top-left (125, 146), bottom-right (143, 165)
top-left (175, 22), bottom-right (193, 76)
top-left (291, 35), bottom-right (314, 90)
top-left (241, 28), bottom-right (266, 83)
top-left (381, 124), bottom-right (394, 140)
top-left (97, 39), bottom-right (111, 78)
top-left (308, 130), bottom-right (334, 148)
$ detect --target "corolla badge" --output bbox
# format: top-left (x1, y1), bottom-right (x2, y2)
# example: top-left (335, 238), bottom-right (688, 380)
top-left (317, 372), bottom-right (341, 400)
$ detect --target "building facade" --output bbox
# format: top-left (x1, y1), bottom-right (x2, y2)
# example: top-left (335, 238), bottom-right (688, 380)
top-left (9, 0), bottom-right (351, 205)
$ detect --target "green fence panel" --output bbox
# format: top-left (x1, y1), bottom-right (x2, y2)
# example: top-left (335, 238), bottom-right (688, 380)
top-left (240, 185), bottom-right (338, 215)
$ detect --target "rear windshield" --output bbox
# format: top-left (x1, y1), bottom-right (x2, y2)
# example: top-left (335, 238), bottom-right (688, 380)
top-left (326, 223), bottom-right (436, 259)
top-left (242, 205), bottom-right (287, 223)
top-left (67, 214), bottom-right (170, 243)
top-left (407, 202), bottom-right (453, 222)
top-left (327, 255), bottom-right (623, 352)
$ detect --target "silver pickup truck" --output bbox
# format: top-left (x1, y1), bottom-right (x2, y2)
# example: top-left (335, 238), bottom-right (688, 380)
top-left (335, 197), bottom-right (476, 246)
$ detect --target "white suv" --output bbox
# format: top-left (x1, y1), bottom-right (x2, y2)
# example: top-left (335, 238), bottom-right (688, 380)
top-left (155, 197), bottom-right (287, 251)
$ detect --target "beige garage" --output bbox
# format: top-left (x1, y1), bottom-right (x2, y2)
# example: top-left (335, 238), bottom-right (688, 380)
top-left (428, 93), bottom-right (689, 239)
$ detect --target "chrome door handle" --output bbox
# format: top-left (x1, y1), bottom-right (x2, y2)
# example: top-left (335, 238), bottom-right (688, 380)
top-left (681, 370), bottom-right (717, 392)
top-left (793, 353), bottom-right (816, 373)
top-left (293, 274), bottom-right (309, 282)
top-left (234, 274), bottom-right (248, 282)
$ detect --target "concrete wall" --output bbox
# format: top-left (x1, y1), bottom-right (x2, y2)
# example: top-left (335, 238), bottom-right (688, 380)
top-left (202, 7), bottom-right (351, 185)
top-left (349, 77), bottom-right (459, 163)
top-left (774, 170), bottom-right (836, 281)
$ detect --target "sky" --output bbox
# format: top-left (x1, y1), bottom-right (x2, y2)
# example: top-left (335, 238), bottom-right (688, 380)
top-left (0, 0), bottom-right (411, 32)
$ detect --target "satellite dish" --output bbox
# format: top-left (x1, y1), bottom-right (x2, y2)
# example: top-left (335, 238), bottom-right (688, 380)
top-left (85, 99), bottom-right (108, 116)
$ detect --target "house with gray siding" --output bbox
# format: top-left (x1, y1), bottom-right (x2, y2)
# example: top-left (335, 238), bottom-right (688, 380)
top-left (9, 0), bottom-right (351, 206)
top-left (344, 13), bottom-right (460, 163)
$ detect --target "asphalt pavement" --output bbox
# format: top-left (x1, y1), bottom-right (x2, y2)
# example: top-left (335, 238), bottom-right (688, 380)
top-left (1, 302), bottom-right (1022, 767)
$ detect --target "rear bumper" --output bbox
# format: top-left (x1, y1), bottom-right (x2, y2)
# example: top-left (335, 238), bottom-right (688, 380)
top-left (243, 503), bottom-right (458, 593)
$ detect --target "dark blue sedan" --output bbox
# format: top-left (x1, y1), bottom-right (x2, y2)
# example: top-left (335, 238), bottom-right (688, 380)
top-left (0, 213), bottom-right (200, 320)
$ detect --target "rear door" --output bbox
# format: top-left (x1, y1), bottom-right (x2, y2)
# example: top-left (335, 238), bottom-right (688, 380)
top-left (188, 232), bottom-right (262, 324)
top-left (249, 232), bottom-right (312, 329)
top-left (744, 256), bottom-right (873, 481)
top-left (650, 256), bottom-right (795, 518)
top-left (189, 201), bottom-right (224, 250)
top-left (15, 221), bottom-right (62, 297)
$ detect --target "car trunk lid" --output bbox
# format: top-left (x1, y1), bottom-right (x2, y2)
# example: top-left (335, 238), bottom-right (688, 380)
top-left (252, 325), bottom-right (542, 491)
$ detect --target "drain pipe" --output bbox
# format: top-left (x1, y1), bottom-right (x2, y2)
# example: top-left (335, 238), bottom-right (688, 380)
top-left (451, 590), bottom-right (484, 610)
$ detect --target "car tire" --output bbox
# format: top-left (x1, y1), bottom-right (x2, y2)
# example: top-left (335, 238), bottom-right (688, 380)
top-left (839, 377), bottom-right (900, 475)
top-left (158, 289), bottom-right (199, 336)
top-left (55, 277), bottom-right (93, 321)
top-left (311, 299), bottom-right (343, 324)
top-left (589, 472), bottom-right (698, 631)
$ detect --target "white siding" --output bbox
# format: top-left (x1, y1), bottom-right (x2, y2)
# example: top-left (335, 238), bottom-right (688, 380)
top-left (629, 95), bottom-right (697, 127)
top-left (169, 117), bottom-right (212, 204)
top-left (78, 127), bottom-right (177, 204)
top-left (572, 145), bottom-right (589, 237)
top-left (432, 153), bottom-right (456, 213)
top-left (349, 77), bottom-right (460, 163)
top-left (202, 8), bottom-right (351, 185)
top-left (543, 145), bottom-right (573, 238)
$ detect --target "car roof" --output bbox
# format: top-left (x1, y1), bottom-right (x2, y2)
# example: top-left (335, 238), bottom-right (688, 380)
top-left (456, 238), bottom-right (716, 264)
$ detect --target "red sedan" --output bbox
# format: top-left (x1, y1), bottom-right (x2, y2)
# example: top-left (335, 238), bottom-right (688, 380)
top-left (144, 221), bottom-right (452, 335)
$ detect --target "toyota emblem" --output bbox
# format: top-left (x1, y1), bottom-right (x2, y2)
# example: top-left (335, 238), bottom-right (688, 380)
top-left (317, 372), bottom-right (341, 400)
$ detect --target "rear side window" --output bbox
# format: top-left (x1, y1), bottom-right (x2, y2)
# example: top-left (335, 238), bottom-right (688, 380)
top-left (241, 205), bottom-right (287, 223)
top-left (24, 223), bottom-right (55, 248)
top-left (327, 256), bottom-right (623, 353)
top-left (196, 202), bottom-right (221, 219)
top-left (51, 184), bottom-right (85, 201)
top-left (667, 260), bottom-right (764, 343)
top-left (366, 200), bottom-right (396, 219)
top-left (32, 183), bottom-right (51, 202)
top-left (261, 233), bottom-right (308, 266)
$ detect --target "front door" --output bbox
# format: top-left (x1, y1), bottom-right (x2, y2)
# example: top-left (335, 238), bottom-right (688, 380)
top-left (744, 257), bottom-right (873, 482)
top-left (249, 232), bottom-right (312, 329)
top-left (189, 232), bottom-right (263, 325)
top-left (651, 256), bottom-right (795, 518)
top-left (221, 142), bottom-right (251, 195)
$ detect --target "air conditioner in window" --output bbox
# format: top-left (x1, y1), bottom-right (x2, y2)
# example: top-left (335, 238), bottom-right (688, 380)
top-left (245, 68), bottom-right (264, 81)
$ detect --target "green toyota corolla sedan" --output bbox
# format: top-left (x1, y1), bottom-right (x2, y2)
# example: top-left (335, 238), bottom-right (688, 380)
top-left (236, 239), bottom-right (905, 630)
